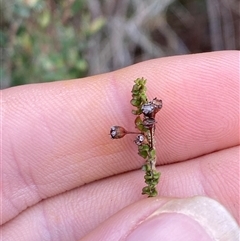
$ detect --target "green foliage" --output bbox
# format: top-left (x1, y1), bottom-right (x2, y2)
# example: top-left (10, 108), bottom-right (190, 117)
top-left (2, 0), bottom-right (105, 87)
top-left (131, 78), bottom-right (148, 115)
top-left (138, 144), bottom-right (150, 159)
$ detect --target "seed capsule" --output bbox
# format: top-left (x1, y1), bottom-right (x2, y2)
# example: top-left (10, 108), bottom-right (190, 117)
top-left (142, 117), bottom-right (156, 129)
top-left (152, 98), bottom-right (162, 113)
top-left (141, 98), bottom-right (162, 117)
top-left (141, 103), bottom-right (155, 116)
top-left (110, 126), bottom-right (127, 139)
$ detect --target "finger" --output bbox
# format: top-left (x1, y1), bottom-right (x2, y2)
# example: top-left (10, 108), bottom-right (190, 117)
top-left (2, 51), bottom-right (239, 224)
top-left (2, 146), bottom-right (239, 240)
top-left (82, 197), bottom-right (239, 241)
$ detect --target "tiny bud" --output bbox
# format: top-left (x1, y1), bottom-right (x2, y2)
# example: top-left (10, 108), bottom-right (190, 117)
top-left (110, 126), bottom-right (127, 139)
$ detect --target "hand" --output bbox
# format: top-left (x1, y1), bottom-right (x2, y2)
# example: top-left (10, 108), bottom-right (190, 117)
top-left (2, 51), bottom-right (239, 240)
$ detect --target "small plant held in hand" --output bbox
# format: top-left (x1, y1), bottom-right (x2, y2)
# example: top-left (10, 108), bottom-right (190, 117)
top-left (110, 78), bottom-right (162, 197)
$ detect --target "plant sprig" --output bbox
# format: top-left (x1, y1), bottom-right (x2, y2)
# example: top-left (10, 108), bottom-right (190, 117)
top-left (110, 78), bottom-right (162, 197)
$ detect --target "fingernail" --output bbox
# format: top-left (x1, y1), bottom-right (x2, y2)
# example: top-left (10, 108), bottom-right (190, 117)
top-left (126, 196), bottom-right (239, 241)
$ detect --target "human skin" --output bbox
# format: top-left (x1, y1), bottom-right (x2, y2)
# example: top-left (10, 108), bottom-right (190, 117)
top-left (1, 51), bottom-right (239, 240)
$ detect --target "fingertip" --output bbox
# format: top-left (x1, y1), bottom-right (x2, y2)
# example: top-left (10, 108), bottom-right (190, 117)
top-left (81, 196), bottom-right (239, 241)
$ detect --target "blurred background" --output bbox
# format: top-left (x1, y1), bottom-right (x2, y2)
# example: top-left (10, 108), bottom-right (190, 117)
top-left (1, 0), bottom-right (239, 88)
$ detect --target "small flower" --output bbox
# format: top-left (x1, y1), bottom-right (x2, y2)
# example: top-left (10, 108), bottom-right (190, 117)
top-left (134, 134), bottom-right (148, 146)
top-left (141, 102), bottom-right (155, 116)
top-left (110, 126), bottom-right (127, 139)
top-left (141, 98), bottom-right (162, 117)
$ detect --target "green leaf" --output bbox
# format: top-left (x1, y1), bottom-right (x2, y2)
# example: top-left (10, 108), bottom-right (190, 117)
top-left (142, 164), bottom-right (151, 172)
top-left (135, 115), bottom-right (143, 127)
top-left (131, 84), bottom-right (140, 92)
top-left (153, 171), bottom-right (160, 179)
top-left (149, 189), bottom-right (158, 197)
top-left (135, 116), bottom-right (148, 131)
top-left (142, 186), bottom-right (150, 194)
top-left (131, 90), bottom-right (139, 96)
top-left (132, 109), bottom-right (142, 115)
top-left (151, 179), bottom-right (159, 185)
top-left (135, 77), bottom-right (147, 86)
top-left (138, 150), bottom-right (148, 159)
top-left (139, 93), bottom-right (148, 103)
top-left (149, 149), bottom-right (156, 159)
top-left (142, 186), bottom-right (158, 197)
top-left (130, 98), bottom-right (141, 107)
top-left (138, 144), bottom-right (150, 152)
top-left (144, 174), bottom-right (153, 181)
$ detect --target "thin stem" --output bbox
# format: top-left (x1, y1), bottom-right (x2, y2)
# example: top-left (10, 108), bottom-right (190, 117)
top-left (149, 127), bottom-right (154, 150)
top-left (126, 131), bottom-right (141, 135)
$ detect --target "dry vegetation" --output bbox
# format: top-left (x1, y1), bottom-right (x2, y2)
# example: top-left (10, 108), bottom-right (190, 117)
top-left (1, 0), bottom-right (239, 88)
